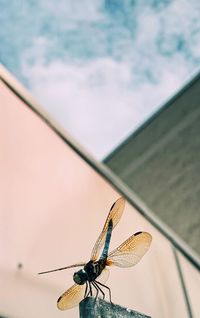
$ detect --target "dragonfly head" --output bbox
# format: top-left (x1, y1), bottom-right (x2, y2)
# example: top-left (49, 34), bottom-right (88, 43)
top-left (73, 269), bottom-right (87, 285)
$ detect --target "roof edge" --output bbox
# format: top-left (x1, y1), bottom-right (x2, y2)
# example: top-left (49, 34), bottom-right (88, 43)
top-left (103, 70), bottom-right (200, 163)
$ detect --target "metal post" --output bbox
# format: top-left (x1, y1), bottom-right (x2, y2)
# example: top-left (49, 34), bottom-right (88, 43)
top-left (79, 297), bottom-right (151, 318)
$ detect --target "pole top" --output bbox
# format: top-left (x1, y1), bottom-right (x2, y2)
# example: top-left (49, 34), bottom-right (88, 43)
top-left (79, 297), bottom-right (151, 318)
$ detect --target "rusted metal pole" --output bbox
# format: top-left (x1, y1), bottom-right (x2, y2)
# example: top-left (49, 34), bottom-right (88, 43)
top-left (79, 297), bottom-right (151, 318)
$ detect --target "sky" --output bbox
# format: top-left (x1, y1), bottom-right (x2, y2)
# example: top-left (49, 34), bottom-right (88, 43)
top-left (1, 0), bottom-right (200, 159)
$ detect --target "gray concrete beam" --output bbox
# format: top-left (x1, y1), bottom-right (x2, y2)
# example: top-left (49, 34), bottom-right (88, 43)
top-left (79, 297), bottom-right (151, 318)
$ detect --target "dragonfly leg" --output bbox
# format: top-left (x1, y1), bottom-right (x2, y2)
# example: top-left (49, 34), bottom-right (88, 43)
top-left (85, 281), bottom-right (93, 298)
top-left (89, 282), bottom-right (93, 297)
top-left (91, 281), bottom-right (99, 300)
top-left (84, 281), bottom-right (89, 298)
top-left (95, 280), bottom-right (112, 303)
top-left (93, 280), bottom-right (105, 299)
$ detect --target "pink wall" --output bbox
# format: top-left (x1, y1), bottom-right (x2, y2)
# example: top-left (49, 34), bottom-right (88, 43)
top-left (0, 73), bottom-right (195, 318)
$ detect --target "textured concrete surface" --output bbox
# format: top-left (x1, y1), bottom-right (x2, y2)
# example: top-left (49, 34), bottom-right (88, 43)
top-left (79, 297), bottom-right (151, 318)
top-left (105, 74), bottom-right (200, 256)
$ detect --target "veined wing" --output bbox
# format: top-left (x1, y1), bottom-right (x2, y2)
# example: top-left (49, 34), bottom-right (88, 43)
top-left (38, 262), bottom-right (86, 275)
top-left (57, 283), bottom-right (85, 310)
top-left (91, 197), bottom-right (125, 261)
top-left (97, 267), bottom-right (110, 284)
top-left (106, 231), bottom-right (152, 268)
top-left (57, 268), bottom-right (110, 310)
top-left (90, 267), bottom-right (110, 296)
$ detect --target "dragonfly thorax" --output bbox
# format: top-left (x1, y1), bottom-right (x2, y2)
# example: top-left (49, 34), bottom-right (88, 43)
top-left (73, 260), bottom-right (105, 285)
top-left (85, 260), bottom-right (105, 282)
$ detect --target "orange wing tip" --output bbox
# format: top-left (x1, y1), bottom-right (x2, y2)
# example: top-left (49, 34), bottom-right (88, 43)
top-left (57, 297), bottom-right (64, 310)
top-left (117, 197), bottom-right (125, 205)
top-left (109, 196), bottom-right (125, 211)
top-left (57, 296), bottom-right (69, 311)
top-left (145, 232), bottom-right (152, 242)
top-left (135, 231), bottom-right (152, 241)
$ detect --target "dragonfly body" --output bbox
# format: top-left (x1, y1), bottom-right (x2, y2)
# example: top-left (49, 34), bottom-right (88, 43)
top-left (39, 197), bottom-right (152, 310)
top-left (74, 219), bottom-right (113, 285)
top-left (74, 259), bottom-right (105, 284)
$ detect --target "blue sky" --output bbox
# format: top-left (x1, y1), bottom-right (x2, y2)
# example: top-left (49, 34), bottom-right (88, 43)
top-left (1, 0), bottom-right (200, 158)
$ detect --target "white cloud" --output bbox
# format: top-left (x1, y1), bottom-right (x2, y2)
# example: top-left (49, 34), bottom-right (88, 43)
top-left (19, 0), bottom-right (200, 159)
top-left (22, 54), bottom-right (191, 159)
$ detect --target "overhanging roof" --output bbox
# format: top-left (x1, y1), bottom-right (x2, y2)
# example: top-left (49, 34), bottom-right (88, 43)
top-left (104, 70), bottom-right (200, 257)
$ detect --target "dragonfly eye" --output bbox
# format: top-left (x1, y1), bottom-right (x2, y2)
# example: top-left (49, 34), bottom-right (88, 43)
top-left (73, 270), bottom-right (87, 285)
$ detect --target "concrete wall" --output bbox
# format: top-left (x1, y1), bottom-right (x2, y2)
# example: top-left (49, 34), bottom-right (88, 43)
top-left (105, 73), bottom-right (200, 256)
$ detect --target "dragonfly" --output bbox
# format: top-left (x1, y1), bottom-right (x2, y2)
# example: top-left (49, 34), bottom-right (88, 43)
top-left (38, 197), bottom-right (152, 310)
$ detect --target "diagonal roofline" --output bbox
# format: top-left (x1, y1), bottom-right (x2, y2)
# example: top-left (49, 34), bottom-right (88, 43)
top-left (103, 70), bottom-right (200, 163)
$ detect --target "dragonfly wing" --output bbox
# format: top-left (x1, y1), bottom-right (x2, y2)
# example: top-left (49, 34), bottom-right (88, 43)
top-left (97, 267), bottom-right (110, 284)
top-left (38, 262), bottom-right (86, 275)
top-left (90, 268), bottom-right (110, 296)
top-left (91, 197), bottom-right (125, 261)
top-left (106, 232), bottom-right (152, 268)
top-left (57, 283), bottom-right (85, 310)
top-left (57, 269), bottom-right (110, 310)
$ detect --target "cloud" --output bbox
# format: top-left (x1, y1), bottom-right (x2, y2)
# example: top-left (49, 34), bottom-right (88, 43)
top-left (22, 54), bottom-right (191, 159)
